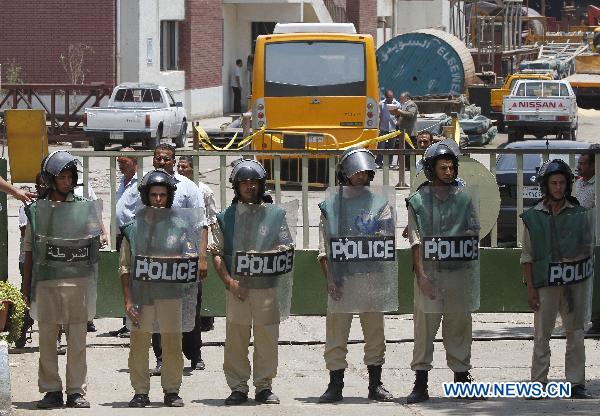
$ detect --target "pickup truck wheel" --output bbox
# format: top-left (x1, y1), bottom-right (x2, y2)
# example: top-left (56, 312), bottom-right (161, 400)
top-left (146, 128), bottom-right (161, 150)
top-left (93, 138), bottom-right (105, 151)
top-left (497, 120), bottom-right (506, 133)
top-left (507, 130), bottom-right (516, 143)
top-left (508, 129), bottom-right (524, 143)
top-left (174, 120), bottom-right (187, 148)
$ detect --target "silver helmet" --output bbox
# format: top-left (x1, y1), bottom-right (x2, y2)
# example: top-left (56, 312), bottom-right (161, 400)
top-left (336, 147), bottom-right (377, 185)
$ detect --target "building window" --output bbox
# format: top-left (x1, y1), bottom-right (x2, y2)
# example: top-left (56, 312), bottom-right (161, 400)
top-left (160, 20), bottom-right (179, 71)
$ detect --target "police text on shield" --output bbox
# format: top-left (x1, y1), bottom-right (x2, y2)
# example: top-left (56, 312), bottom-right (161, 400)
top-left (235, 248), bottom-right (295, 277)
top-left (134, 256), bottom-right (199, 283)
top-left (423, 236), bottom-right (479, 261)
top-left (329, 236), bottom-right (395, 262)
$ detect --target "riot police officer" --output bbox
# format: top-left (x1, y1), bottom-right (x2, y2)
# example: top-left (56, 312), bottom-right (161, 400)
top-left (405, 139), bottom-right (481, 403)
top-left (22, 150), bottom-right (103, 408)
top-left (317, 147), bottom-right (396, 403)
top-left (119, 169), bottom-right (206, 407)
top-left (521, 159), bottom-right (593, 399)
top-left (210, 158), bottom-right (297, 406)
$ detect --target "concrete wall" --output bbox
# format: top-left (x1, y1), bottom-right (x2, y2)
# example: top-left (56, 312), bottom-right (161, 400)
top-left (395, 0), bottom-right (450, 34)
top-left (119, 0), bottom-right (224, 118)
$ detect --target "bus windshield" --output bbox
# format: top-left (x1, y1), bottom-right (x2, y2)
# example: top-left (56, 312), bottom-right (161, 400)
top-left (264, 41), bottom-right (365, 97)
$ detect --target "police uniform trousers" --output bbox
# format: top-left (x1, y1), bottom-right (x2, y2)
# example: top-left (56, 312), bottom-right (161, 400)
top-left (224, 288), bottom-right (279, 394)
top-left (324, 312), bottom-right (386, 370)
top-left (129, 299), bottom-right (183, 394)
top-left (411, 307), bottom-right (472, 372)
top-left (36, 281), bottom-right (89, 395)
top-left (410, 271), bottom-right (473, 372)
top-left (532, 283), bottom-right (587, 386)
top-left (152, 283), bottom-right (204, 365)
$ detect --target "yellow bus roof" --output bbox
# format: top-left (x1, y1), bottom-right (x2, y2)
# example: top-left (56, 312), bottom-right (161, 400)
top-left (273, 23), bottom-right (356, 34)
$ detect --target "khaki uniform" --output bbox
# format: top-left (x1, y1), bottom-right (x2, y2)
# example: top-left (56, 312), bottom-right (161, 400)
top-left (317, 215), bottom-right (387, 371)
top-left (119, 239), bottom-right (184, 394)
top-left (210, 216), bottom-right (279, 394)
top-left (24, 195), bottom-right (89, 395)
top-left (521, 200), bottom-right (587, 386)
top-left (407, 206), bottom-right (473, 372)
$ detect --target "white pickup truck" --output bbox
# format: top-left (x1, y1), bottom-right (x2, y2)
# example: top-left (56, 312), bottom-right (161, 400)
top-left (502, 79), bottom-right (578, 142)
top-left (84, 83), bottom-right (187, 150)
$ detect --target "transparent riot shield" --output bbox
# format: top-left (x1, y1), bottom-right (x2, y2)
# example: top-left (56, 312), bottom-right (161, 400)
top-left (129, 206), bottom-right (205, 333)
top-left (413, 185), bottom-right (480, 314)
top-left (31, 199), bottom-right (103, 324)
top-left (228, 200), bottom-right (299, 325)
top-left (541, 209), bottom-right (595, 331)
top-left (322, 186), bottom-right (398, 313)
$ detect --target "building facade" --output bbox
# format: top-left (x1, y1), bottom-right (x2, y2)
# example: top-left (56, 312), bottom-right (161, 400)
top-left (1, 0), bottom-right (385, 117)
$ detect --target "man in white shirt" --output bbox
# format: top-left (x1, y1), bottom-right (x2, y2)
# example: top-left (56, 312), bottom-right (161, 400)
top-left (576, 151), bottom-right (599, 335)
top-left (575, 152), bottom-right (595, 210)
top-left (231, 59), bottom-right (243, 114)
top-left (176, 155), bottom-right (218, 370)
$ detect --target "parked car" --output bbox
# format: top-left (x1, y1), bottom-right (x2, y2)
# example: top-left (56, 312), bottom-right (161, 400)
top-left (84, 83), bottom-right (187, 150)
top-left (495, 140), bottom-right (591, 244)
top-left (502, 79), bottom-right (578, 142)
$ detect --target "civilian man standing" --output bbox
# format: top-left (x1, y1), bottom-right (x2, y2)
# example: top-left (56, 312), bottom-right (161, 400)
top-left (575, 151), bottom-right (599, 335)
top-left (232, 59), bottom-right (243, 114)
top-left (109, 148), bottom-right (140, 338)
top-left (375, 90), bottom-right (399, 168)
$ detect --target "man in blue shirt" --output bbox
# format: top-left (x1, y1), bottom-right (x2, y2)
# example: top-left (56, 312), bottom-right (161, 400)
top-left (375, 90), bottom-right (399, 167)
top-left (109, 148), bottom-right (140, 338)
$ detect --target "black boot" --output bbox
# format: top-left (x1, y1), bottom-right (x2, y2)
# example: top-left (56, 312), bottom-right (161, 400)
top-left (406, 370), bottom-right (429, 404)
top-left (454, 371), bottom-right (486, 400)
top-left (319, 369), bottom-right (344, 403)
top-left (367, 365), bottom-right (394, 402)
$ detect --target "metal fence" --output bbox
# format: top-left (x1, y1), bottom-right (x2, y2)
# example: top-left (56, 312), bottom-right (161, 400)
top-left (70, 147), bottom-right (600, 250)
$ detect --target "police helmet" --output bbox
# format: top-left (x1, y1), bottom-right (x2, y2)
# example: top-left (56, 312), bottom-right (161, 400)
top-left (229, 158), bottom-right (267, 199)
top-left (336, 147), bottom-right (377, 185)
top-left (536, 158), bottom-right (574, 197)
top-left (138, 169), bottom-right (177, 207)
top-left (40, 150), bottom-right (81, 191)
top-left (421, 139), bottom-right (460, 181)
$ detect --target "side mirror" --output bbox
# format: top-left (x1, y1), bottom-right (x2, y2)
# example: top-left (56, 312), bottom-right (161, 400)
top-left (175, 102), bottom-right (183, 108)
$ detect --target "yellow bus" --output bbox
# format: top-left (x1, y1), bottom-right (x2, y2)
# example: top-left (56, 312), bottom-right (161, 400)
top-left (250, 23), bottom-right (380, 183)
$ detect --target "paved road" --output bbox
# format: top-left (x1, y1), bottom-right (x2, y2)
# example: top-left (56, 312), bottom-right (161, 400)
top-left (7, 314), bottom-right (600, 415)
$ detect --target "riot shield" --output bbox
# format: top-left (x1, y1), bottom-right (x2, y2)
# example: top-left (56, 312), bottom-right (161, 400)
top-left (322, 186), bottom-right (398, 313)
top-left (542, 209), bottom-right (595, 330)
top-left (228, 200), bottom-right (299, 325)
top-left (31, 199), bottom-right (103, 323)
top-left (129, 206), bottom-right (205, 333)
top-left (413, 185), bottom-right (480, 314)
